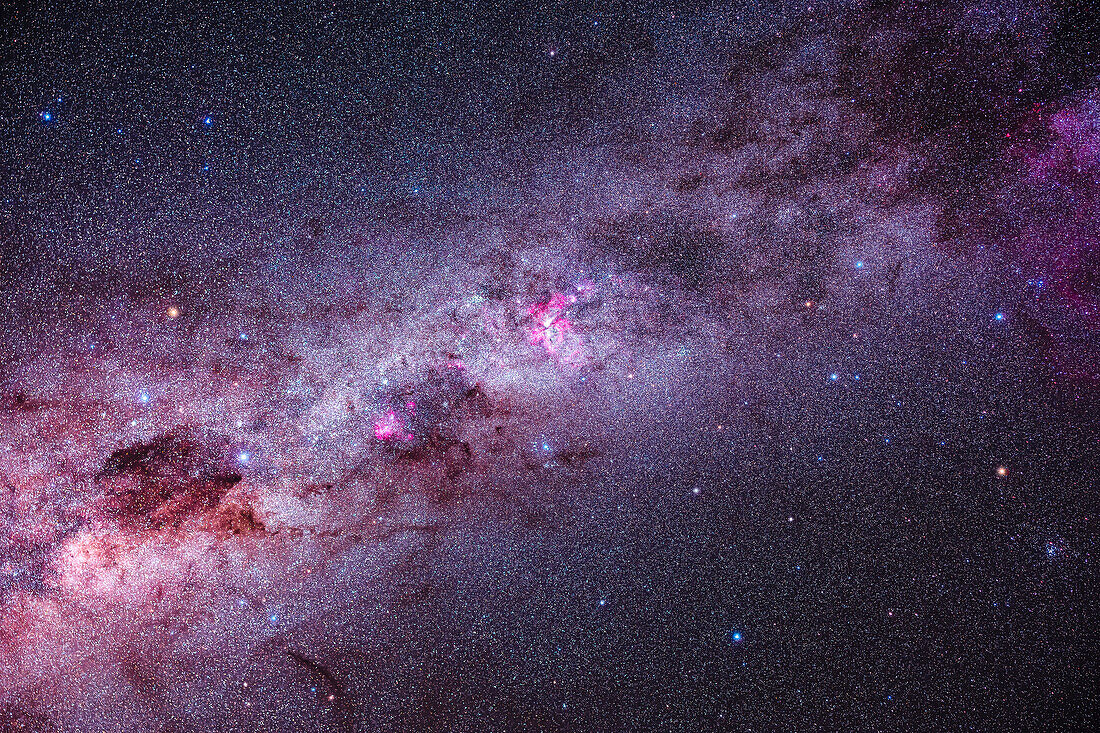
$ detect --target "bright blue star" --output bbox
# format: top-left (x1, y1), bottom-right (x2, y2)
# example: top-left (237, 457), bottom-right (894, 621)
top-left (138, 391), bottom-right (151, 404)
top-left (237, 451), bottom-right (251, 465)
top-left (994, 312), bottom-right (1006, 322)
top-left (854, 260), bottom-right (864, 269)
top-left (203, 115), bottom-right (213, 126)
top-left (829, 373), bottom-right (839, 381)
top-left (40, 110), bottom-right (52, 122)
top-left (730, 631), bottom-right (743, 643)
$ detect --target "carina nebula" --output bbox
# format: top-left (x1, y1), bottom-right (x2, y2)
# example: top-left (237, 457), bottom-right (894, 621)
top-left (0, 1), bottom-right (1097, 731)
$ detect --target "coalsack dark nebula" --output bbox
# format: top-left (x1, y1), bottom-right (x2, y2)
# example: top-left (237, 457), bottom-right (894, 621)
top-left (1, 1), bottom-right (1098, 731)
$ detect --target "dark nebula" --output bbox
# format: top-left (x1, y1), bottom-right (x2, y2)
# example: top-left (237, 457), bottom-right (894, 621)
top-left (0, 1), bottom-right (1097, 731)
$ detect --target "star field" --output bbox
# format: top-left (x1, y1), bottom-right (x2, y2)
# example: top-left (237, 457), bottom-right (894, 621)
top-left (0, 1), bottom-right (1098, 731)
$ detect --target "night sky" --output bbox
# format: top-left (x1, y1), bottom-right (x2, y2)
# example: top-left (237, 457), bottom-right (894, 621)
top-left (1, 1), bottom-right (1098, 731)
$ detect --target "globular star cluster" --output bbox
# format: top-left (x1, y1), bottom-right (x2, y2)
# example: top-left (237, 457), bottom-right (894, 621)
top-left (1, 1), bottom-right (1098, 731)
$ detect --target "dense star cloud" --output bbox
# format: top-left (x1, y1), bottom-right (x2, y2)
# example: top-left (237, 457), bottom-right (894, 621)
top-left (1, 1), bottom-right (1097, 730)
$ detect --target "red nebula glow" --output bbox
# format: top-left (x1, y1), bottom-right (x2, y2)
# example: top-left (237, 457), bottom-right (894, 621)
top-left (528, 293), bottom-right (574, 353)
top-left (1027, 105), bottom-right (1100, 179)
top-left (373, 410), bottom-right (413, 443)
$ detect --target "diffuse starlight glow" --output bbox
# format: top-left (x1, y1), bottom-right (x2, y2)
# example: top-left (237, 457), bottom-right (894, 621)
top-left (0, 2), bottom-right (1096, 731)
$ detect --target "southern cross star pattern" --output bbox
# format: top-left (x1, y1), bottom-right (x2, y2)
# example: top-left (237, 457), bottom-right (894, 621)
top-left (0, 1), bottom-right (1097, 731)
